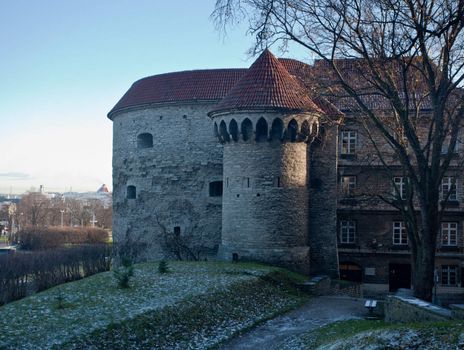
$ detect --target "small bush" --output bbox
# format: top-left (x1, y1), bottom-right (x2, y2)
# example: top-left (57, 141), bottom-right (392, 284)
top-left (113, 257), bottom-right (134, 289)
top-left (11, 227), bottom-right (109, 250)
top-left (158, 260), bottom-right (169, 274)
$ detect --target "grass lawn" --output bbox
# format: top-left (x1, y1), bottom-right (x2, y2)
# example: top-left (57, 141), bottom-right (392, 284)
top-left (0, 261), bottom-right (308, 350)
top-left (280, 319), bottom-right (464, 349)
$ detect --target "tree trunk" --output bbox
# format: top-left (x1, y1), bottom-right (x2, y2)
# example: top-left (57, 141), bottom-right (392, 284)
top-left (411, 209), bottom-right (438, 301)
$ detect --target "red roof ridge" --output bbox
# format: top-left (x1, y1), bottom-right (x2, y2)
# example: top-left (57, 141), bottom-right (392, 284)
top-left (209, 49), bottom-right (323, 115)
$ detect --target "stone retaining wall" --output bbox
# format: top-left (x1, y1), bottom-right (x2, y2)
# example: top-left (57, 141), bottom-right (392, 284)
top-left (385, 295), bottom-right (452, 323)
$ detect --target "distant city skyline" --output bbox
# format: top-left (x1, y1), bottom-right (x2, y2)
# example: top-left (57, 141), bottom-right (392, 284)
top-left (0, 1), bottom-right (311, 194)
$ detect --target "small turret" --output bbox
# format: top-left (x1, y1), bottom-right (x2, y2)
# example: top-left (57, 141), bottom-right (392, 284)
top-left (209, 50), bottom-right (324, 274)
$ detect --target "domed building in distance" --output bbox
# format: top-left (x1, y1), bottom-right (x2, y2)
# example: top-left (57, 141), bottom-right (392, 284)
top-left (108, 50), bottom-right (464, 294)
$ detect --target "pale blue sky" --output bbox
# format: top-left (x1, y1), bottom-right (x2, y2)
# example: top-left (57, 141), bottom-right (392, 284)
top-left (0, 0), bottom-right (309, 194)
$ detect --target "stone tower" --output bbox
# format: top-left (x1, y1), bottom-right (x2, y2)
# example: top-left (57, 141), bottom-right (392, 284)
top-left (208, 50), bottom-right (324, 274)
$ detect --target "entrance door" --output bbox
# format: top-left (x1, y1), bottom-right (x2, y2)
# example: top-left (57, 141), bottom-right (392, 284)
top-left (389, 263), bottom-right (411, 292)
top-left (339, 263), bottom-right (362, 282)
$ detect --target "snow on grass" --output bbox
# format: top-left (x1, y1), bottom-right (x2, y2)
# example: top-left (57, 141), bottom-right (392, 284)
top-left (0, 261), bottom-right (306, 349)
top-left (279, 319), bottom-right (464, 350)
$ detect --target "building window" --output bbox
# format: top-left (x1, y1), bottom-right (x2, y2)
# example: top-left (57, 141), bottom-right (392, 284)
top-left (393, 177), bottom-right (407, 200)
top-left (392, 221), bottom-right (408, 245)
top-left (441, 177), bottom-right (458, 201)
top-left (127, 185), bottom-right (136, 199)
top-left (341, 176), bottom-right (356, 196)
top-left (209, 181), bottom-right (223, 197)
top-left (441, 265), bottom-right (458, 286)
top-left (174, 226), bottom-right (181, 236)
top-left (340, 220), bottom-right (356, 244)
top-left (340, 130), bottom-right (357, 155)
top-left (137, 133), bottom-right (153, 148)
top-left (441, 222), bottom-right (458, 246)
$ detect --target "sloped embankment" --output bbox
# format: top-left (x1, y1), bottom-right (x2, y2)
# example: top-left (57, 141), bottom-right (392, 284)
top-left (0, 261), bottom-right (307, 349)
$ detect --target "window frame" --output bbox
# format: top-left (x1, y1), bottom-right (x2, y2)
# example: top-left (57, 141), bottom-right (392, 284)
top-left (441, 176), bottom-right (458, 202)
top-left (441, 265), bottom-right (458, 286)
top-left (340, 130), bottom-right (357, 155)
top-left (341, 176), bottom-right (357, 196)
top-left (340, 220), bottom-right (356, 244)
top-left (392, 221), bottom-right (408, 245)
top-left (441, 222), bottom-right (458, 246)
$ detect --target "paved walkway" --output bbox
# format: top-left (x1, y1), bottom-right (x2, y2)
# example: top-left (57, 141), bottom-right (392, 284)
top-left (220, 296), bottom-right (366, 350)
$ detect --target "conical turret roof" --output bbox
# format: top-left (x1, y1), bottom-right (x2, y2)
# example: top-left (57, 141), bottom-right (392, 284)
top-left (209, 49), bottom-right (322, 115)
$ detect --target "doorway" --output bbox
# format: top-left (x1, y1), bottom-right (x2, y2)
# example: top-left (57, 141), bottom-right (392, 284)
top-left (339, 262), bottom-right (362, 282)
top-left (389, 263), bottom-right (411, 292)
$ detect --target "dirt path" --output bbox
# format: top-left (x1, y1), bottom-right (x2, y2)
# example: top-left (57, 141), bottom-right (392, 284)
top-left (220, 296), bottom-right (366, 350)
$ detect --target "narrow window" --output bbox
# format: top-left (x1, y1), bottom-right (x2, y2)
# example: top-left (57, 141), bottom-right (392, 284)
top-left (255, 117), bottom-right (268, 142)
top-left (226, 177), bottom-right (229, 188)
top-left (137, 133), bottom-right (153, 149)
top-left (209, 181), bottom-right (223, 197)
top-left (288, 119), bottom-right (298, 142)
top-left (341, 176), bottom-right (356, 196)
top-left (441, 176), bottom-right (458, 201)
top-left (393, 177), bottom-right (407, 200)
top-left (340, 130), bottom-right (357, 155)
top-left (270, 118), bottom-right (284, 141)
top-left (441, 265), bottom-right (458, 286)
top-left (276, 176), bottom-right (281, 188)
top-left (392, 222), bottom-right (408, 245)
top-left (241, 118), bottom-right (253, 142)
top-left (441, 222), bottom-right (458, 246)
top-left (174, 226), bottom-right (181, 236)
top-left (340, 220), bottom-right (356, 244)
top-left (229, 119), bottom-right (239, 142)
top-left (247, 177), bottom-right (250, 188)
top-left (127, 185), bottom-right (136, 199)
top-left (220, 120), bottom-right (230, 142)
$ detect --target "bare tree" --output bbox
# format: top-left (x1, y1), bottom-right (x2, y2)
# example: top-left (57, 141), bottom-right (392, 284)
top-left (16, 192), bottom-right (51, 227)
top-left (213, 0), bottom-right (464, 300)
top-left (154, 199), bottom-right (211, 261)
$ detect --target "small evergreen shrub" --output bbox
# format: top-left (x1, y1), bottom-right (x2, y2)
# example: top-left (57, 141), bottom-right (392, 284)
top-left (113, 257), bottom-right (134, 289)
top-left (158, 260), bottom-right (169, 274)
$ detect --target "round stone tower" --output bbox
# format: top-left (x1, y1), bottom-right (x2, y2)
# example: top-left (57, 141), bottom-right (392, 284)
top-left (209, 49), bottom-right (324, 274)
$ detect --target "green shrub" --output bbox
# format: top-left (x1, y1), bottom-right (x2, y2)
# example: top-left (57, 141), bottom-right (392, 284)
top-left (113, 258), bottom-right (134, 289)
top-left (158, 260), bottom-right (169, 274)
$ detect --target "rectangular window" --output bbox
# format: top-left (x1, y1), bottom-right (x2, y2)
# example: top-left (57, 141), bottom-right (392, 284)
top-left (209, 181), bottom-right (223, 197)
top-left (441, 265), bottom-right (458, 286)
top-left (341, 176), bottom-right (356, 196)
top-left (393, 177), bottom-right (407, 200)
top-left (441, 222), bottom-right (458, 246)
top-left (392, 222), bottom-right (408, 245)
top-left (340, 220), bottom-right (356, 244)
top-left (441, 177), bottom-right (458, 201)
top-left (340, 131), bottom-right (357, 155)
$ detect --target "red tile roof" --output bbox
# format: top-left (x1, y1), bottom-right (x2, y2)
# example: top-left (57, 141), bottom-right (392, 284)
top-left (108, 69), bottom-right (246, 118)
top-left (209, 50), bottom-right (322, 115)
top-left (108, 54), bottom-right (326, 119)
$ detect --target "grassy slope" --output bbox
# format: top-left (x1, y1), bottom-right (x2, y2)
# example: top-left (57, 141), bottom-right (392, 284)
top-left (0, 261), bottom-right (307, 350)
top-left (280, 319), bottom-right (464, 350)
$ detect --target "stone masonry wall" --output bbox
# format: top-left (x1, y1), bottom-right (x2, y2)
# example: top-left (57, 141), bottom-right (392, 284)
top-left (217, 111), bottom-right (315, 275)
top-left (308, 122), bottom-right (340, 278)
top-left (112, 102), bottom-right (223, 260)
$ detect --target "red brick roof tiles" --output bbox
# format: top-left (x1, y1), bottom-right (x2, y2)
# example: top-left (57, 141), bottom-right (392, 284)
top-left (108, 53), bottom-right (328, 119)
top-left (209, 50), bottom-right (322, 115)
